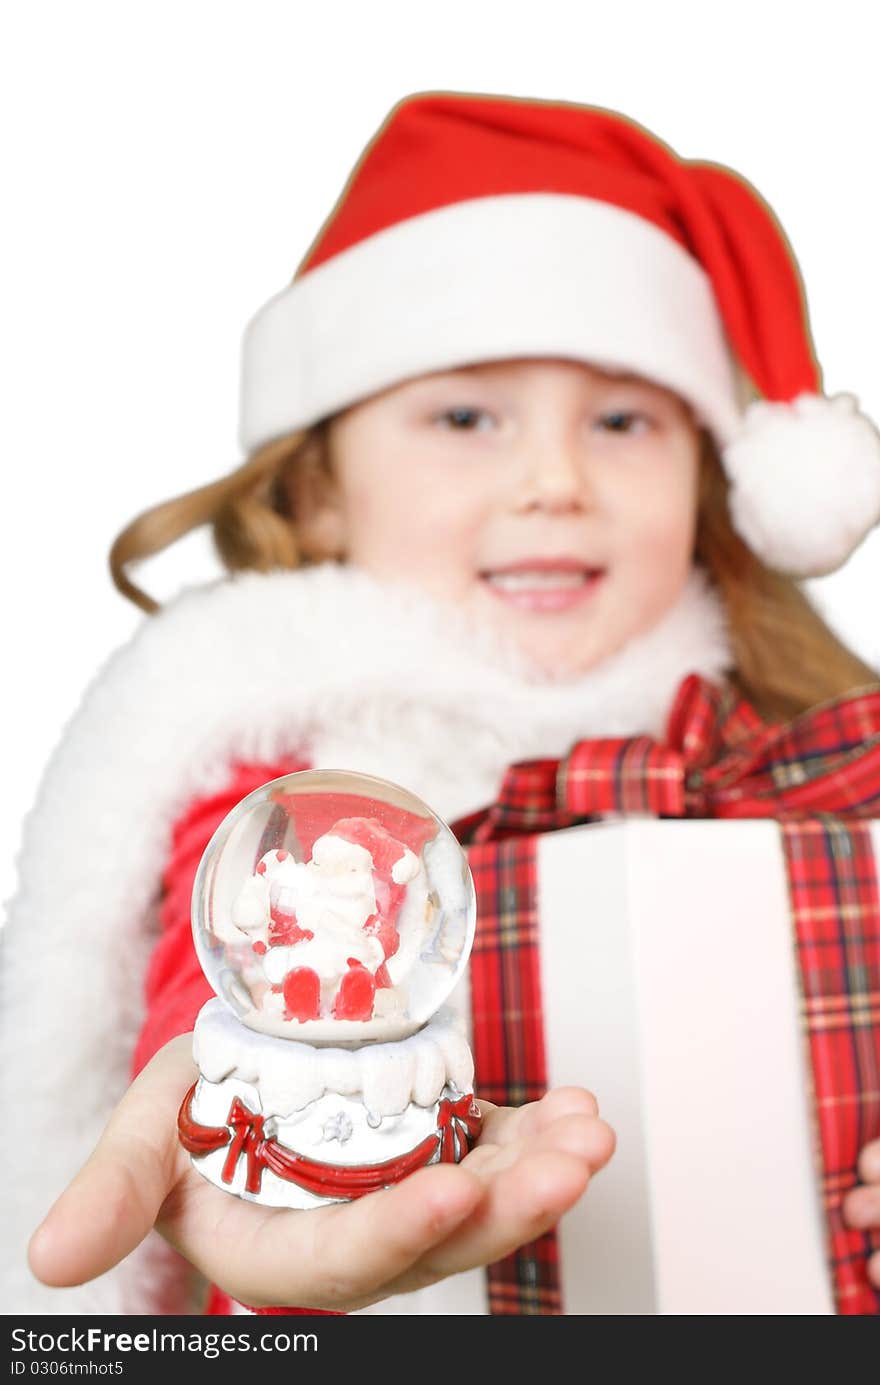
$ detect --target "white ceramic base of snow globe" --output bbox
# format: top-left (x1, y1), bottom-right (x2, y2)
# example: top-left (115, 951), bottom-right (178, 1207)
top-left (179, 999), bottom-right (482, 1209)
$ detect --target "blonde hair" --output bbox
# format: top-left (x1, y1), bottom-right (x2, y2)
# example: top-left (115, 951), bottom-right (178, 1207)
top-left (109, 424), bottom-right (878, 721)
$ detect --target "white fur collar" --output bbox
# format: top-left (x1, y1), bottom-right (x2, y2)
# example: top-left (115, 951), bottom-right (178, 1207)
top-left (123, 558), bottom-right (731, 826)
top-left (1, 560), bottom-right (732, 1314)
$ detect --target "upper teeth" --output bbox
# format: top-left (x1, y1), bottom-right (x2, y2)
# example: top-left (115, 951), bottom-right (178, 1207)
top-left (486, 570), bottom-right (591, 590)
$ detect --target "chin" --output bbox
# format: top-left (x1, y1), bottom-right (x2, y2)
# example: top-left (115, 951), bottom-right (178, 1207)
top-left (513, 630), bottom-right (614, 682)
top-left (469, 580), bottom-right (627, 675)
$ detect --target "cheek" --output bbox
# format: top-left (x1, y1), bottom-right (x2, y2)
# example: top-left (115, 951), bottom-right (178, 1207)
top-left (612, 452), bottom-right (700, 584)
top-left (339, 455), bottom-right (487, 578)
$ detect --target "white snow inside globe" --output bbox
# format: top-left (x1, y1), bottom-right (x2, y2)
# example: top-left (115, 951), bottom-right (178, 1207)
top-left (192, 769), bottom-right (476, 1043)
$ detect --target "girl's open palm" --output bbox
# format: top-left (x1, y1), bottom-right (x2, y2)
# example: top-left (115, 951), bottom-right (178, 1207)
top-left (28, 1034), bottom-right (616, 1312)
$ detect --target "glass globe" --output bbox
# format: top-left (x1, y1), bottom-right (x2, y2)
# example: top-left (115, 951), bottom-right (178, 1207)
top-left (192, 769), bottom-right (476, 1043)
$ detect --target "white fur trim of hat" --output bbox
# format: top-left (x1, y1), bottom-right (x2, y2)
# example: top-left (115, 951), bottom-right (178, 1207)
top-left (239, 90), bottom-right (880, 578)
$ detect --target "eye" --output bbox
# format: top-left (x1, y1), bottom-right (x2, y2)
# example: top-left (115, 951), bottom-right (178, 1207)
top-left (595, 410), bottom-right (649, 434)
top-left (433, 406), bottom-right (495, 432)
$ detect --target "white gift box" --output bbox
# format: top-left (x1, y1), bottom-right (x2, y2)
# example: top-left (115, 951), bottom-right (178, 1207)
top-left (359, 819), bottom-right (856, 1316)
top-left (539, 818), bottom-right (840, 1316)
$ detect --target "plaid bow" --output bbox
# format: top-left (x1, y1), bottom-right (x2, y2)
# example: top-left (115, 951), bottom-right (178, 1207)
top-left (453, 672), bottom-right (880, 1315)
top-left (455, 672), bottom-right (880, 844)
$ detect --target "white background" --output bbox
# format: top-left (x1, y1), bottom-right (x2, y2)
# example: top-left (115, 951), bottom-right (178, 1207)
top-left (2, 0), bottom-right (879, 908)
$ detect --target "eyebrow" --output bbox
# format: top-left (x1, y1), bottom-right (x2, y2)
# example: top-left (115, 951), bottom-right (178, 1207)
top-left (416, 366), bottom-right (666, 397)
top-left (417, 367), bottom-right (503, 385)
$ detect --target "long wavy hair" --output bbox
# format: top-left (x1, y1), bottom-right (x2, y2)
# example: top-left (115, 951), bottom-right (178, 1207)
top-left (109, 421), bottom-right (878, 721)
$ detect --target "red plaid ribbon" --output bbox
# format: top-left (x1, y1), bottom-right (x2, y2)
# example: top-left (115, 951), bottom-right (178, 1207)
top-left (452, 671), bottom-right (880, 1315)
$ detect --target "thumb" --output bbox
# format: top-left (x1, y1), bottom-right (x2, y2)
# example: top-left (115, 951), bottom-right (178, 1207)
top-left (28, 1034), bottom-right (196, 1286)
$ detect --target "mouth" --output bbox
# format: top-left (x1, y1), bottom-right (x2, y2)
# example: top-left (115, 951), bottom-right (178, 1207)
top-left (478, 561), bottom-right (607, 612)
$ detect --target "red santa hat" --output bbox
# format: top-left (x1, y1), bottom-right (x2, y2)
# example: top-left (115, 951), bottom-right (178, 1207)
top-left (239, 90), bottom-right (880, 578)
top-left (326, 816), bottom-right (420, 883)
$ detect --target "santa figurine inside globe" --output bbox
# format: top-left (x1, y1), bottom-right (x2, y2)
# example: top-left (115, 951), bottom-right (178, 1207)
top-left (178, 769), bottom-right (482, 1209)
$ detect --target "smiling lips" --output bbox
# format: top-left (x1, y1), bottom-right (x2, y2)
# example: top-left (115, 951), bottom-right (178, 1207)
top-left (480, 557), bottom-right (606, 612)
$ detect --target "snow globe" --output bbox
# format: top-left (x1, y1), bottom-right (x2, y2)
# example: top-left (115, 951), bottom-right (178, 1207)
top-left (177, 769), bottom-right (482, 1207)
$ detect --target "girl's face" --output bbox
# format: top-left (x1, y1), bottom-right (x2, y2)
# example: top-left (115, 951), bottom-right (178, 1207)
top-left (303, 358), bottom-right (703, 678)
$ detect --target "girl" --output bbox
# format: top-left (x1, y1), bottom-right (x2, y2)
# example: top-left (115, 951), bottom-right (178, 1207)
top-left (5, 89), bottom-right (880, 1316)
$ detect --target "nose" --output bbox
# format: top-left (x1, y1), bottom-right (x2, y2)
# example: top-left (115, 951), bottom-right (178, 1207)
top-left (512, 431), bottom-right (591, 513)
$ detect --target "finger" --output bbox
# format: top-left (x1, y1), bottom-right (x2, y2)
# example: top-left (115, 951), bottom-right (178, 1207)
top-left (379, 1147), bottom-right (596, 1296)
top-left (478, 1087), bottom-right (601, 1150)
top-left (857, 1138), bottom-right (880, 1184)
top-left (466, 1113), bottom-right (616, 1179)
top-left (532, 1086), bottom-right (601, 1122)
top-left (162, 1158), bottom-right (488, 1311)
top-left (28, 1034), bottom-right (196, 1286)
top-left (379, 1116), bottom-right (615, 1294)
top-left (841, 1183), bottom-right (880, 1232)
top-left (386, 1116), bottom-right (615, 1291)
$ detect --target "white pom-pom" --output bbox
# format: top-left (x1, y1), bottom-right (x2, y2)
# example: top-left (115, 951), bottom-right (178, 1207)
top-left (721, 392), bottom-right (880, 576)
